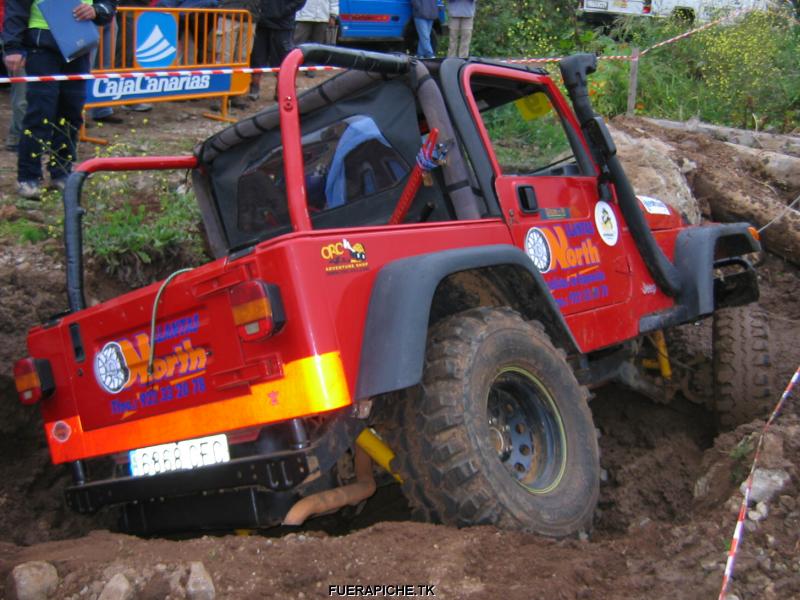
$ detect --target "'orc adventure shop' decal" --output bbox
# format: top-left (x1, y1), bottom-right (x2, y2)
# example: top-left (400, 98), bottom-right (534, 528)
top-left (321, 238), bottom-right (369, 274)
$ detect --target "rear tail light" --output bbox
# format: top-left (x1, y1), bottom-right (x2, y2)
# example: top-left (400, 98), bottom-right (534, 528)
top-left (229, 281), bottom-right (286, 341)
top-left (13, 358), bottom-right (55, 405)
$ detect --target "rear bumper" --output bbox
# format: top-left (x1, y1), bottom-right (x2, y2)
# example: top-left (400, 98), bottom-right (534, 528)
top-left (65, 410), bottom-right (365, 533)
top-left (65, 451), bottom-right (310, 514)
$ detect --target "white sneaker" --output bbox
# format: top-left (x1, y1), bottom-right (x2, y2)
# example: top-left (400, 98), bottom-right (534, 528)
top-left (17, 181), bottom-right (41, 199)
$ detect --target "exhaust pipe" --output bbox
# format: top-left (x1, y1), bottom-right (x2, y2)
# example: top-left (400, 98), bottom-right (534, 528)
top-left (282, 445), bottom-right (376, 526)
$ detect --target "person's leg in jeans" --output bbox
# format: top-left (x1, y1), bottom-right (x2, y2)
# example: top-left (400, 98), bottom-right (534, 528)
top-left (48, 54), bottom-right (90, 184)
top-left (17, 47), bottom-right (63, 187)
top-left (457, 16), bottom-right (473, 58)
top-left (413, 17), bottom-right (434, 58)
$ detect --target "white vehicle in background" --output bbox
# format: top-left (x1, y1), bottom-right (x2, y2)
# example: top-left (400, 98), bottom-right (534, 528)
top-left (578, 0), bottom-right (770, 24)
top-left (578, 0), bottom-right (654, 24)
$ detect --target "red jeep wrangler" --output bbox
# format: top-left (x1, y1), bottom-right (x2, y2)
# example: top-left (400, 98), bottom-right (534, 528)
top-left (14, 46), bottom-right (767, 536)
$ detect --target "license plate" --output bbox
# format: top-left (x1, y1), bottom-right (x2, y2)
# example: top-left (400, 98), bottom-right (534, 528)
top-left (586, 0), bottom-right (608, 8)
top-left (129, 434), bottom-right (230, 477)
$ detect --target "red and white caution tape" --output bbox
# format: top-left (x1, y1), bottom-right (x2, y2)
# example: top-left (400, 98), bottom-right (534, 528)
top-left (718, 364), bottom-right (800, 600)
top-left (0, 65), bottom-right (339, 85)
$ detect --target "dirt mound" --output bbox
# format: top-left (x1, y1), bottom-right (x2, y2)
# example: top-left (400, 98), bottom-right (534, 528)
top-left (0, 410), bottom-right (797, 599)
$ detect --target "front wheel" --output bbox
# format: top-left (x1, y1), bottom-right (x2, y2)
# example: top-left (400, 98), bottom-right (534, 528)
top-left (395, 307), bottom-right (599, 537)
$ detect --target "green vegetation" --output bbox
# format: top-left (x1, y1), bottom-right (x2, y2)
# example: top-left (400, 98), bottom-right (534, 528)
top-left (468, 2), bottom-right (799, 132)
top-left (82, 173), bottom-right (206, 286)
top-left (1, 132), bottom-right (207, 284)
top-left (0, 218), bottom-right (48, 244)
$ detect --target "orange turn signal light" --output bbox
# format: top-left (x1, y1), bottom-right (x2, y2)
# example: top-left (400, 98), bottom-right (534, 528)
top-left (13, 358), bottom-right (54, 405)
top-left (229, 281), bottom-right (285, 341)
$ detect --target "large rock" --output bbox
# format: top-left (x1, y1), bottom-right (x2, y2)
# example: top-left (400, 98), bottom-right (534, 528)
top-left (608, 125), bottom-right (701, 224)
top-left (186, 562), bottom-right (215, 600)
top-left (98, 573), bottom-right (134, 600)
top-left (7, 561), bottom-right (59, 600)
top-left (743, 468), bottom-right (791, 505)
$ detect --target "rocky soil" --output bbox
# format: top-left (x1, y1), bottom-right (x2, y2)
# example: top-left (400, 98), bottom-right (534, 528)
top-left (0, 84), bottom-right (798, 600)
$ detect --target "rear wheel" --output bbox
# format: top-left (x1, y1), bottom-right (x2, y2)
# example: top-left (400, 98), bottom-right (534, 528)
top-left (397, 307), bottom-right (598, 537)
top-left (713, 305), bottom-right (774, 429)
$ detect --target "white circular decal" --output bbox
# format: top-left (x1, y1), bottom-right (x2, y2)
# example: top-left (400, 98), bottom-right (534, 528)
top-left (94, 341), bottom-right (130, 394)
top-left (594, 201), bottom-right (619, 246)
top-left (525, 227), bottom-right (552, 273)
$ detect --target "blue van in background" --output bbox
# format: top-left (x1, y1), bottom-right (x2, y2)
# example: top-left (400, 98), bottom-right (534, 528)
top-left (337, 0), bottom-right (447, 52)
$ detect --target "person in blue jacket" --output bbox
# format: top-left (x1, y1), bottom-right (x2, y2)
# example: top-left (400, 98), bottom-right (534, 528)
top-left (411, 0), bottom-right (437, 58)
top-left (3, 0), bottom-right (117, 199)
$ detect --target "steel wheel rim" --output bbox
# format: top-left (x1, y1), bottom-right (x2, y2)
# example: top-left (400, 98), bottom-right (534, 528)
top-left (487, 366), bottom-right (567, 494)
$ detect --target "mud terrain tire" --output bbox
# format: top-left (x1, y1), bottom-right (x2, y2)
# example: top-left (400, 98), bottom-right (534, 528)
top-left (371, 391), bottom-right (441, 523)
top-left (713, 305), bottom-right (774, 429)
top-left (400, 307), bottom-right (599, 537)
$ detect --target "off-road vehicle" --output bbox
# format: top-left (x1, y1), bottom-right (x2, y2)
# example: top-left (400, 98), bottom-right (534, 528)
top-left (14, 46), bottom-right (771, 536)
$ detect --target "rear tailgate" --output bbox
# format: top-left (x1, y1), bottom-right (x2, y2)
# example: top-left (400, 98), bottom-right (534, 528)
top-left (27, 253), bottom-right (350, 465)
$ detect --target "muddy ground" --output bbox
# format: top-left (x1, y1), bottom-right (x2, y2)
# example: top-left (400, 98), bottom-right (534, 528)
top-left (0, 83), bottom-right (798, 600)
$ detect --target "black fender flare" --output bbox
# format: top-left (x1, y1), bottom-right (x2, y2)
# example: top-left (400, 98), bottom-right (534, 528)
top-left (354, 244), bottom-right (579, 400)
top-left (674, 223), bottom-right (761, 318)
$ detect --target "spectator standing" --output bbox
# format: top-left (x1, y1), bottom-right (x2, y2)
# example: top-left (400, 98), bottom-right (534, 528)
top-left (213, 0), bottom-right (259, 109)
top-left (0, 0), bottom-right (27, 150)
top-left (294, 0), bottom-right (337, 45)
top-left (293, 0), bottom-right (336, 77)
top-left (249, 0), bottom-right (306, 101)
top-left (447, 0), bottom-right (474, 58)
top-left (3, 0), bottom-right (118, 199)
top-left (411, 0), bottom-right (437, 59)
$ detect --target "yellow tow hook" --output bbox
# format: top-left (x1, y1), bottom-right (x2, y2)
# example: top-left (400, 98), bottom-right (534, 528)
top-left (356, 428), bottom-right (403, 483)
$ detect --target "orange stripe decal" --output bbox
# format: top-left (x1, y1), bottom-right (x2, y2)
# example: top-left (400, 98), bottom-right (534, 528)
top-left (46, 352), bottom-right (351, 464)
